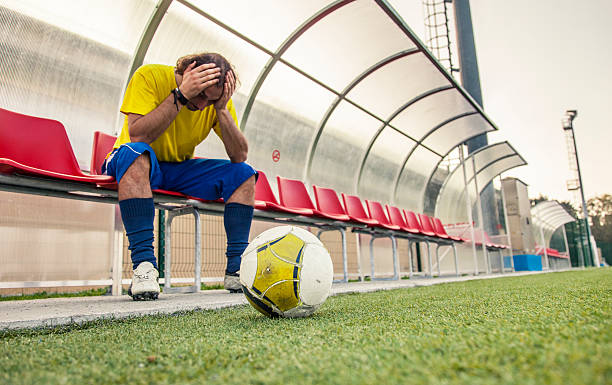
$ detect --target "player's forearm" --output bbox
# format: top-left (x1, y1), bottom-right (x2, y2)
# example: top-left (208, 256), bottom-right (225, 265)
top-left (128, 94), bottom-right (182, 144)
top-left (218, 108), bottom-right (248, 163)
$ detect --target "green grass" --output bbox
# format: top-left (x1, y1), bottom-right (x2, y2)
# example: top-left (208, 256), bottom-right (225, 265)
top-left (0, 283), bottom-right (239, 301)
top-left (200, 283), bottom-right (224, 291)
top-left (0, 287), bottom-right (108, 301)
top-left (158, 283), bottom-right (225, 293)
top-left (1, 268), bottom-right (611, 385)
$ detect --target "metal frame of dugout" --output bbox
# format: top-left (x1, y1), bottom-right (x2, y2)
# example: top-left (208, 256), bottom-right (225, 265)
top-left (349, 227), bottom-right (460, 281)
top-left (0, 173), bottom-right (366, 294)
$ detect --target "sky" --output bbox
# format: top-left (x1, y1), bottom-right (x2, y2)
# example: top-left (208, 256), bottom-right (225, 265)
top-left (392, 0), bottom-right (612, 203)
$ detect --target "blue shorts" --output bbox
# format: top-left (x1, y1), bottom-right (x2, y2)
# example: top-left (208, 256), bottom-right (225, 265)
top-left (102, 142), bottom-right (257, 202)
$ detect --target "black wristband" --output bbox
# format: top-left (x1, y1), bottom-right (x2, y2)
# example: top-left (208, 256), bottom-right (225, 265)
top-left (171, 89), bottom-right (179, 111)
top-left (173, 87), bottom-right (189, 106)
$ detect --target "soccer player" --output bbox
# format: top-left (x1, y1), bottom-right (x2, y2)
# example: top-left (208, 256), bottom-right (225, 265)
top-left (103, 53), bottom-right (256, 300)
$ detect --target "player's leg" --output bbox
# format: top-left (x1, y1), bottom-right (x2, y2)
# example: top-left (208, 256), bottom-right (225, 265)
top-left (159, 159), bottom-right (256, 292)
top-left (223, 174), bottom-right (256, 291)
top-left (103, 143), bottom-right (163, 300)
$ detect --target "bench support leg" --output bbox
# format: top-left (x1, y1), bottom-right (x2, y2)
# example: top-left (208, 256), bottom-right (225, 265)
top-left (163, 207), bottom-right (201, 294)
top-left (317, 226), bottom-right (348, 283)
top-left (112, 205), bottom-right (124, 296)
top-left (407, 241), bottom-right (414, 279)
top-left (435, 244), bottom-right (442, 277)
top-left (367, 233), bottom-right (398, 281)
top-left (434, 242), bottom-right (460, 278)
top-left (453, 243), bottom-right (459, 277)
top-left (356, 233), bottom-right (364, 282)
top-left (425, 241), bottom-right (432, 278)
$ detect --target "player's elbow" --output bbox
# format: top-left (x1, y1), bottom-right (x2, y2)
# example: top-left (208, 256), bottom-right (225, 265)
top-left (229, 141), bottom-right (248, 163)
top-left (230, 151), bottom-right (248, 163)
top-left (129, 133), bottom-right (148, 144)
top-left (128, 130), bottom-right (145, 144)
top-left (128, 123), bottom-right (153, 144)
top-left (127, 114), bottom-right (150, 143)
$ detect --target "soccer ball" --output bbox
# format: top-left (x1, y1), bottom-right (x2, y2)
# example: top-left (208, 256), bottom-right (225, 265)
top-left (240, 225), bottom-right (334, 318)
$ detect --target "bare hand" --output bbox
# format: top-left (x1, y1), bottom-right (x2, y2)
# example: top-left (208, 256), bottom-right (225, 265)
top-left (214, 70), bottom-right (236, 111)
top-left (179, 61), bottom-right (221, 100)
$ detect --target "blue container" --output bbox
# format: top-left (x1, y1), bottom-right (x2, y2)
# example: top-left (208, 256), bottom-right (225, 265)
top-left (513, 254), bottom-right (542, 271)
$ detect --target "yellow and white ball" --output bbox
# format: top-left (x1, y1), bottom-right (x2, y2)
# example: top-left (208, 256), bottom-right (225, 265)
top-left (239, 226), bottom-right (333, 318)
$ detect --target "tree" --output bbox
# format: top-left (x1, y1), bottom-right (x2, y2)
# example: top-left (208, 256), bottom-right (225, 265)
top-left (530, 194), bottom-right (550, 207)
top-left (558, 200), bottom-right (578, 219)
top-left (587, 194), bottom-right (612, 243)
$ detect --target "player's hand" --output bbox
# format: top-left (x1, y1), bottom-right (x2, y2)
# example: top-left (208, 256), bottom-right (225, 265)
top-left (179, 61), bottom-right (221, 100)
top-left (214, 70), bottom-right (236, 111)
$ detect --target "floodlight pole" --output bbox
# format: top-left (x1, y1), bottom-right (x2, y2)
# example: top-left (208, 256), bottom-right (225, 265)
top-left (563, 110), bottom-right (594, 266)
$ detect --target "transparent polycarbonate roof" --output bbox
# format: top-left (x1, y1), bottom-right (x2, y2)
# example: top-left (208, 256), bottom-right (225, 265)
top-left (531, 201), bottom-right (575, 247)
top-left (1, 0), bottom-right (501, 215)
top-left (435, 142), bottom-right (527, 223)
top-left (150, 0), bottom-right (498, 208)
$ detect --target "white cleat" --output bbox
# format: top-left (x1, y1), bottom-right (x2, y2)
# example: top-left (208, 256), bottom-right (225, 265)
top-left (128, 262), bottom-right (160, 301)
top-left (224, 272), bottom-right (242, 293)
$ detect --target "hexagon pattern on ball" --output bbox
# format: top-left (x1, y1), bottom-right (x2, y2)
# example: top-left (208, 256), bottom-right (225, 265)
top-left (240, 226), bottom-right (333, 318)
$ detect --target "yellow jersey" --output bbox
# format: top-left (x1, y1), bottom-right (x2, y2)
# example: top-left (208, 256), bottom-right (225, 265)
top-left (113, 64), bottom-right (240, 162)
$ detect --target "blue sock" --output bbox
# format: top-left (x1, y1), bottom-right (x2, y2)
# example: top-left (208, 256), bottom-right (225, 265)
top-left (224, 202), bottom-right (254, 274)
top-left (119, 198), bottom-right (157, 270)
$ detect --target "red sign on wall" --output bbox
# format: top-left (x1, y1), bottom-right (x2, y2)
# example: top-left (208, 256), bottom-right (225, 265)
top-left (272, 150), bottom-right (280, 162)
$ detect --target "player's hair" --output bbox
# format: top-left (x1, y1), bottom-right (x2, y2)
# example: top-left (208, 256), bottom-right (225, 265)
top-left (175, 52), bottom-right (239, 90)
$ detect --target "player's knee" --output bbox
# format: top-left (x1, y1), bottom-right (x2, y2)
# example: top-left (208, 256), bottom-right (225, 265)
top-left (242, 175), bottom-right (256, 196)
top-left (123, 153), bottom-right (151, 182)
top-left (226, 164), bottom-right (255, 203)
top-left (234, 163), bottom-right (256, 188)
top-left (230, 161), bottom-right (252, 173)
top-left (134, 152), bottom-right (151, 169)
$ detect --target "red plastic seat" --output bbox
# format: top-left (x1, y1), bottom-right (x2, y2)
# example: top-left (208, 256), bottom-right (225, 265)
top-left (385, 205), bottom-right (419, 234)
top-left (310, 185), bottom-right (351, 221)
top-left (276, 176), bottom-right (314, 210)
top-left (429, 216), bottom-right (449, 239)
top-left (254, 171), bottom-right (311, 215)
top-left (403, 210), bottom-right (426, 235)
top-left (365, 200), bottom-right (400, 231)
top-left (253, 171), bottom-right (275, 210)
top-left (544, 247), bottom-right (564, 257)
top-left (89, 131), bottom-right (122, 189)
top-left (277, 176), bottom-right (348, 221)
top-left (417, 213), bottom-right (437, 237)
top-left (0, 108), bottom-right (113, 183)
top-left (481, 230), bottom-right (501, 249)
top-left (89, 131), bottom-right (192, 199)
top-left (432, 217), bottom-right (463, 242)
top-left (456, 224), bottom-right (498, 248)
top-left (341, 194), bottom-right (379, 226)
top-left (90, 131), bottom-right (117, 175)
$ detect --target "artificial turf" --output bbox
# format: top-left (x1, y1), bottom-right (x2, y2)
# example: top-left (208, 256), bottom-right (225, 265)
top-left (0, 283), bottom-right (225, 302)
top-left (1, 268), bottom-right (610, 385)
top-left (0, 288), bottom-right (108, 301)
